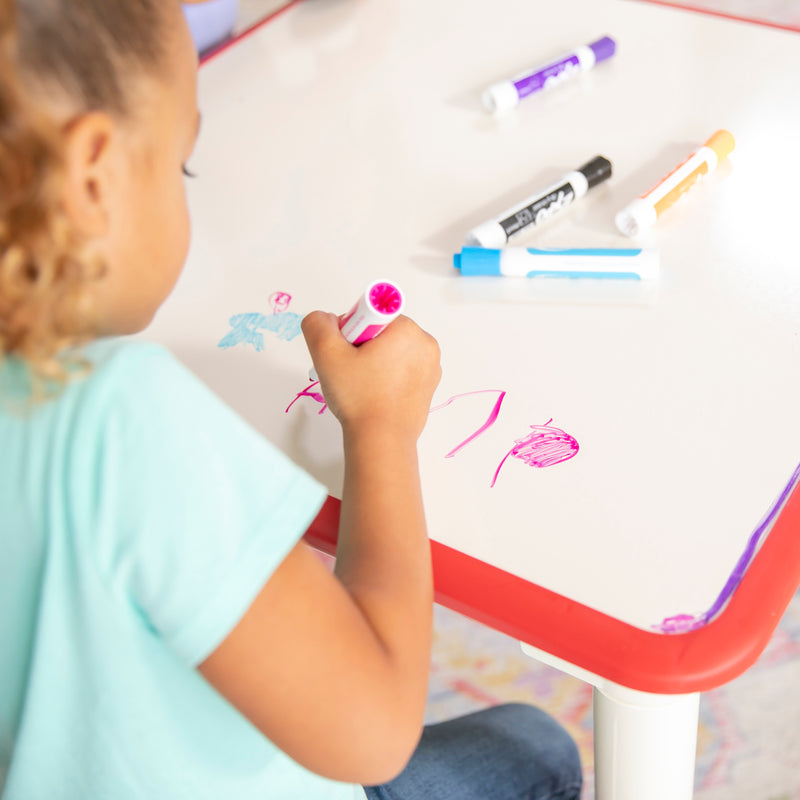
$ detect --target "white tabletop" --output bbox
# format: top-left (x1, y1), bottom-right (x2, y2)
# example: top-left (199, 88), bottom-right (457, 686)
top-left (145, 0), bottom-right (800, 634)
top-left (234, 0), bottom-right (294, 35)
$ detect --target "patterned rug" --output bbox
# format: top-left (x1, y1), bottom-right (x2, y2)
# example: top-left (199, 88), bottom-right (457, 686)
top-left (426, 591), bottom-right (800, 799)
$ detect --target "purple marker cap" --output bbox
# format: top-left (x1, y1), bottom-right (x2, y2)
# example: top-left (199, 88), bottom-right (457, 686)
top-left (589, 36), bottom-right (616, 64)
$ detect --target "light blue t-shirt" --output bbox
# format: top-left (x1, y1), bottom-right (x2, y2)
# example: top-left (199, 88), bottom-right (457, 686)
top-left (0, 340), bottom-right (365, 800)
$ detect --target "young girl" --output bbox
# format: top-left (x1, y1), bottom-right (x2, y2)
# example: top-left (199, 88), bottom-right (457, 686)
top-left (0, 2), bottom-right (582, 798)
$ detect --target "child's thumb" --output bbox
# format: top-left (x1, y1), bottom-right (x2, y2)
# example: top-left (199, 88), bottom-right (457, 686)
top-left (301, 311), bottom-right (344, 359)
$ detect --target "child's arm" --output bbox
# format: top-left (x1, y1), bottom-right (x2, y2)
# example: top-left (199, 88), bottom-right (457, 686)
top-left (198, 312), bottom-right (441, 786)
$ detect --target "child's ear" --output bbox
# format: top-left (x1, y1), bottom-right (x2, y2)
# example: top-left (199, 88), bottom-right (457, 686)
top-left (60, 111), bottom-right (116, 239)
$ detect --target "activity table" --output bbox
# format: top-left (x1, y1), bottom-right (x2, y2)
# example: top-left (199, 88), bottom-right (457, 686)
top-left (146, 1), bottom-right (800, 797)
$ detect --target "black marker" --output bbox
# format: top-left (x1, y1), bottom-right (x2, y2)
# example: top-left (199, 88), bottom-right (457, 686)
top-left (465, 156), bottom-right (612, 248)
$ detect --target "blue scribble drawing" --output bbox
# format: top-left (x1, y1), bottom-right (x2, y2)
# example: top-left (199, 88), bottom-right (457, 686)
top-left (218, 311), bottom-right (303, 351)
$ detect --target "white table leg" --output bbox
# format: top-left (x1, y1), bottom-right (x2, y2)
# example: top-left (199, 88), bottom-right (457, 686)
top-left (519, 642), bottom-right (700, 800)
top-left (593, 684), bottom-right (699, 800)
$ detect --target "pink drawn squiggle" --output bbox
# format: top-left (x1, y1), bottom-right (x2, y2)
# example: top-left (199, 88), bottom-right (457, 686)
top-left (285, 387), bottom-right (508, 446)
top-left (429, 390), bottom-right (507, 458)
top-left (285, 380), bottom-right (327, 415)
top-left (491, 419), bottom-right (579, 488)
top-left (268, 292), bottom-right (292, 314)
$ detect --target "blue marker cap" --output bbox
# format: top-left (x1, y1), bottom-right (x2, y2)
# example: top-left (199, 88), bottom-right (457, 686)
top-left (453, 248), bottom-right (502, 276)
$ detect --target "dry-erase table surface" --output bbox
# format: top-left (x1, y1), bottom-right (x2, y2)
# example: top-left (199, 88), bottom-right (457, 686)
top-left (145, 0), bottom-right (800, 693)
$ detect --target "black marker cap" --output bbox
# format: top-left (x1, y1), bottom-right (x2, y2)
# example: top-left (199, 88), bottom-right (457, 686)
top-left (578, 155), bottom-right (613, 189)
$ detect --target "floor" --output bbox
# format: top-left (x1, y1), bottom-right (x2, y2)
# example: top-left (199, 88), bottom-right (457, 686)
top-left (426, 594), bottom-right (800, 800)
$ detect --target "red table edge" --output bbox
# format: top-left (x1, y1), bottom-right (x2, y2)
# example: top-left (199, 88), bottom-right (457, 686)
top-left (198, 0), bottom-right (305, 66)
top-left (194, 0), bottom-right (800, 68)
top-left (632, 0), bottom-right (800, 34)
top-left (304, 484), bottom-right (800, 695)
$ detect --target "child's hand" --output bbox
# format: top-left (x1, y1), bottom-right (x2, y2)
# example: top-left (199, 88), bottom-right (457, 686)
top-left (302, 311), bottom-right (441, 440)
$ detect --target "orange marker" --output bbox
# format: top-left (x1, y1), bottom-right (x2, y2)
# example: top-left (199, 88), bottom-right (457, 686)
top-left (615, 130), bottom-right (735, 237)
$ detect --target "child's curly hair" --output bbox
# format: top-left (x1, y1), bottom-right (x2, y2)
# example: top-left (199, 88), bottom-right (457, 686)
top-left (0, 0), bottom-right (168, 380)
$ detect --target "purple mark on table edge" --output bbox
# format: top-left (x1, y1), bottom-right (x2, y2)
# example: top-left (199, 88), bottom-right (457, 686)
top-left (656, 460), bottom-right (800, 633)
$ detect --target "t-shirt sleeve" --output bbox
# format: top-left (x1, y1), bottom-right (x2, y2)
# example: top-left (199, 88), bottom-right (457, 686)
top-left (71, 342), bottom-right (328, 666)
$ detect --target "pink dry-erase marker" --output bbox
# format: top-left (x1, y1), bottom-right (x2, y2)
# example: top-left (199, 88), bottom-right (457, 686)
top-left (308, 280), bottom-right (404, 380)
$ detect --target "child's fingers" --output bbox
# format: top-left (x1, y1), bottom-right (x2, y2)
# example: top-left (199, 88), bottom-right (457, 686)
top-left (301, 310), bottom-right (337, 343)
top-left (303, 311), bottom-right (439, 387)
top-left (301, 311), bottom-right (345, 362)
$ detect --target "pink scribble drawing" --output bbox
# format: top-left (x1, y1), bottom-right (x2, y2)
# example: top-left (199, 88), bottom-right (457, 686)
top-left (269, 292), bottom-right (292, 314)
top-left (491, 419), bottom-right (579, 488)
top-left (285, 380), bottom-right (327, 415)
top-left (429, 390), bottom-right (507, 457)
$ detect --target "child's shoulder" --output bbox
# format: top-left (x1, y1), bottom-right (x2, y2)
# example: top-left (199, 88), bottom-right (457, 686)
top-left (71, 338), bottom-right (209, 421)
top-left (1, 339), bottom-right (174, 416)
top-left (82, 337), bottom-right (173, 373)
top-left (2, 339), bottom-right (187, 427)
top-left (60, 338), bottom-right (224, 463)
top-left (78, 338), bottom-right (187, 394)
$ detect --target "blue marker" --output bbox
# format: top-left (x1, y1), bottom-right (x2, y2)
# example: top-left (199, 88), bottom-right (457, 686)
top-left (453, 247), bottom-right (659, 280)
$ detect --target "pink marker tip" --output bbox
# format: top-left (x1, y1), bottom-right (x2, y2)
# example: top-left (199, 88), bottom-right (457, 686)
top-left (368, 282), bottom-right (403, 315)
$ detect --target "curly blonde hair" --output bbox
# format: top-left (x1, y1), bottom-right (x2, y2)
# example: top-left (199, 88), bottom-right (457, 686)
top-left (0, 0), bottom-right (169, 381)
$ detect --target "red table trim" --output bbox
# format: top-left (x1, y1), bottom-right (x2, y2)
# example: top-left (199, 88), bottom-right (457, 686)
top-left (304, 483), bottom-right (800, 694)
top-left (632, 0), bottom-right (800, 35)
top-left (199, 0), bottom-right (305, 65)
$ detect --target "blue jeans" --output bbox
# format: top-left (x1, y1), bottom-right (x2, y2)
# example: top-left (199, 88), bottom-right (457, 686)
top-left (364, 703), bottom-right (583, 800)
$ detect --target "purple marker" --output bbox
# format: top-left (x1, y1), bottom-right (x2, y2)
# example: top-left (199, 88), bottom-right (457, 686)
top-left (483, 36), bottom-right (616, 114)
